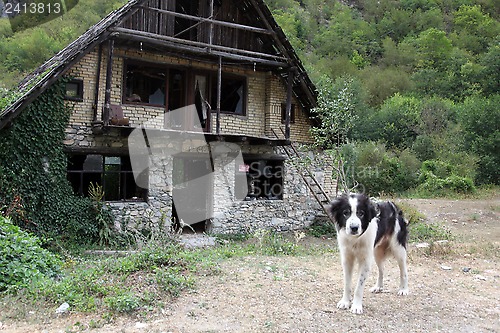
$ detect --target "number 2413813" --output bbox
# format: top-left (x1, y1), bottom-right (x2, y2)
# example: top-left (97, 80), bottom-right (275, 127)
top-left (4, 2), bottom-right (62, 15)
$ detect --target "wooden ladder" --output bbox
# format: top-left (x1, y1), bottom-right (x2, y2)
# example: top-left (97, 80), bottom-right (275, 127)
top-left (272, 128), bottom-right (334, 223)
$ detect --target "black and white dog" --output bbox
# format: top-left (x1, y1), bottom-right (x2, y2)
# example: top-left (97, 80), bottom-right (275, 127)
top-left (329, 193), bottom-right (409, 314)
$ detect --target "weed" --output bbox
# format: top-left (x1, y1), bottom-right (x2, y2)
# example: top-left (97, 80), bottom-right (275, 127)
top-left (259, 231), bottom-right (298, 256)
top-left (154, 267), bottom-right (194, 298)
top-left (395, 201), bottom-right (426, 224)
top-left (409, 221), bottom-right (453, 243)
top-left (307, 222), bottom-right (337, 238)
top-left (104, 292), bottom-right (141, 313)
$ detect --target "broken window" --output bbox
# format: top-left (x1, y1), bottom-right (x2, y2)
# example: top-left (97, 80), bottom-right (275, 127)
top-left (124, 63), bottom-right (167, 106)
top-left (124, 61), bottom-right (247, 122)
top-left (236, 157), bottom-right (284, 200)
top-left (211, 74), bottom-right (246, 115)
top-left (67, 154), bottom-right (147, 201)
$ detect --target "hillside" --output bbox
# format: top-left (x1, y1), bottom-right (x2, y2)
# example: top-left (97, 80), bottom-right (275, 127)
top-left (0, 0), bottom-right (498, 190)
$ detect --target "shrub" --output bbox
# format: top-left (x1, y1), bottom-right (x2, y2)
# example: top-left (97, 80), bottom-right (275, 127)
top-left (0, 215), bottom-right (62, 292)
top-left (417, 173), bottom-right (475, 195)
top-left (420, 160), bottom-right (453, 179)
top-left (416, 158), bottom-right (476, 195)
top-left (412, 135), bottom-right (435, 161)
top-left (349, 141), bottom-right (420, 195)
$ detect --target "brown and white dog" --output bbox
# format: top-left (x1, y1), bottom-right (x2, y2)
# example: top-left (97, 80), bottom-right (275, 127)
top-left (329, 193), bottom-right (409, 314)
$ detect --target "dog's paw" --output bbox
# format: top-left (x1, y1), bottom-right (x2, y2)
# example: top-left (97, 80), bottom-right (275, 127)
top-left (350, 302), bottom-right (363, 314)
top-left (398, 288), bottom-right (409, 296)
top-left (370, 286), bottom-right (383, 293)
top-left (336, 298), bottom-right (350, 310)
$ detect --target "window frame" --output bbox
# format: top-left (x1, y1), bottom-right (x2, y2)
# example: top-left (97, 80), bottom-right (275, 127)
top-left (66, 153), bottom-right (148, 202)
top-left (211, 73), bottom-right (248, 116)
top-left (122, 60), bottom-right (168, 107)
top-left (236, 156), bottom-right (285, 201)
top-left (64, 79), bottom-right (84, 102)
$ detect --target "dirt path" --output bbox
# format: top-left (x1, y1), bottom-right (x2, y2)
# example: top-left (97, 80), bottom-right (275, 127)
top-left (1, 198), bottom-right (499, 333)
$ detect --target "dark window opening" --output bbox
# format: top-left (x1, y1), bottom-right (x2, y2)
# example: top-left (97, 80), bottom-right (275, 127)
top-left (67, 154), bottom-right (147, 201)
top-left (123, 61), bottom-right (246, 123)
top-left (211, 74), bottom-right (246, 115)
top-left (124, 64), bottom-right (166, 106)
top-left (65, 79), bottom-right (84, 101)
top-left (236, 158), bottom-right (284, 200)
top-left (281, 103), bottom-right (296, 124)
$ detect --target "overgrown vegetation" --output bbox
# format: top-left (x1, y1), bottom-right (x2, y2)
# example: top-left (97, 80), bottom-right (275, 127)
top-left (0, 80), bottom-right (110, 244)
top-left (0, 215), bottom-right (62, 292)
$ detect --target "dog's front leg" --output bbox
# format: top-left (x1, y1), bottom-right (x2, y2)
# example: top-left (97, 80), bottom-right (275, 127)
top-left (351, 260), bottom-right (372, 314)
top-left (337, 252), bottom-right (354, 310)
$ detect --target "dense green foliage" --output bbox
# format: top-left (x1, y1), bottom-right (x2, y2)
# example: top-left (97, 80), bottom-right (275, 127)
top-left (270, 0), bottom-right (499, 193)
top-left (0, 80), bottom-right (102, 243)
top-left (0, 214), bottom-right (62, 292)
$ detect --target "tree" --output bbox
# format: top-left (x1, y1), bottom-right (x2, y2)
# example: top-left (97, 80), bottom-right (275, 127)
top-left (451, 5), bottom-right (500, 55)
top-left (310, 76), bottom-right (360, 191)
top-left (414, 28), bottom-right (453, 70)
top-left (458, 95), bottom-right (500, 184)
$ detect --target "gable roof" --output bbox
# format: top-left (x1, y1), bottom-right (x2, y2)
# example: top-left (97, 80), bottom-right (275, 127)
top-left (0, 0), bottom-right (316, 130)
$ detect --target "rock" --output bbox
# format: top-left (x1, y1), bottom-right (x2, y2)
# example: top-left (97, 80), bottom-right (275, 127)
top-left (441, 265), bottom-right (452, 271)
top-left (55, 302), bottom-right (70, 314)
top-left (135, 322), bottom-right (149, 329)
top-left (475, 275), bottom-right (487, 281)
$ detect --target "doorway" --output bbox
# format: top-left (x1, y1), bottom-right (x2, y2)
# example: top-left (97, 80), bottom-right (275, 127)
top-left (172, 154), bottom-right (214, 233)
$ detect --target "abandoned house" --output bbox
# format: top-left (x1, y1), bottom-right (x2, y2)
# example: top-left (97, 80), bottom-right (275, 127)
top-left (0, 0), bottom-right (337, 234)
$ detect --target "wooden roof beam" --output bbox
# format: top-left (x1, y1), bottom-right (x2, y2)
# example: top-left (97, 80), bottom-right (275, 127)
top-left (112, 27), bottom-right (289, 67)
top-left (138, 6), bottom-right (275, 36)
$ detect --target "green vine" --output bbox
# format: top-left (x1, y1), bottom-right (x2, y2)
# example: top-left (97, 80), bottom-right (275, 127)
top-left (0, 78), bottom-right (101, 244)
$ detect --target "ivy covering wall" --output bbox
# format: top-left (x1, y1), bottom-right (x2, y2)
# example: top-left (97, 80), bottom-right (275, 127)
top-left (0, 79), bottom-right (99, 243)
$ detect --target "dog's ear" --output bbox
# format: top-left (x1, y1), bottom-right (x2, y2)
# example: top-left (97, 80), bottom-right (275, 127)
top-left (328, 195), bottom-right (346, 219)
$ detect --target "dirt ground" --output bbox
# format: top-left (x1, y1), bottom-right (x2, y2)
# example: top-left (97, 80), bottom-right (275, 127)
top-left (1, 198), bottom-right (499, 333)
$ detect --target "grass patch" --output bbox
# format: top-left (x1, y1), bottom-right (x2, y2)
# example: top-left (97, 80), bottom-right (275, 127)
top-left (307, 221), bottom-right (337, 238)
top-left (409, 221), bottom-right (454, 243)
top-left (1, 242), bottom-right (205, 319)
top-left (403, 184), bottom-right (499, 200)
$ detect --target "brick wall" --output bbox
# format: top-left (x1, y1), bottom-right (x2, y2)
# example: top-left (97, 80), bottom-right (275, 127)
top-left (64, 46), bottom-right (313, 140)
top-left (265, 75), bottom-right (314, 143)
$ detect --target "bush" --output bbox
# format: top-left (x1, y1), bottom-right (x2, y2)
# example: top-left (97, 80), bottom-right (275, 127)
top-left (348, 141), bottom-right (420, 195)
top-left (420, 160), bottom-right (453, 179)
top-left (412, 135), bottom-right (436, 161)
top-left (417, 172), bottom-right (476, 196)
top-left (0, 215), bottom-right (62, 292)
